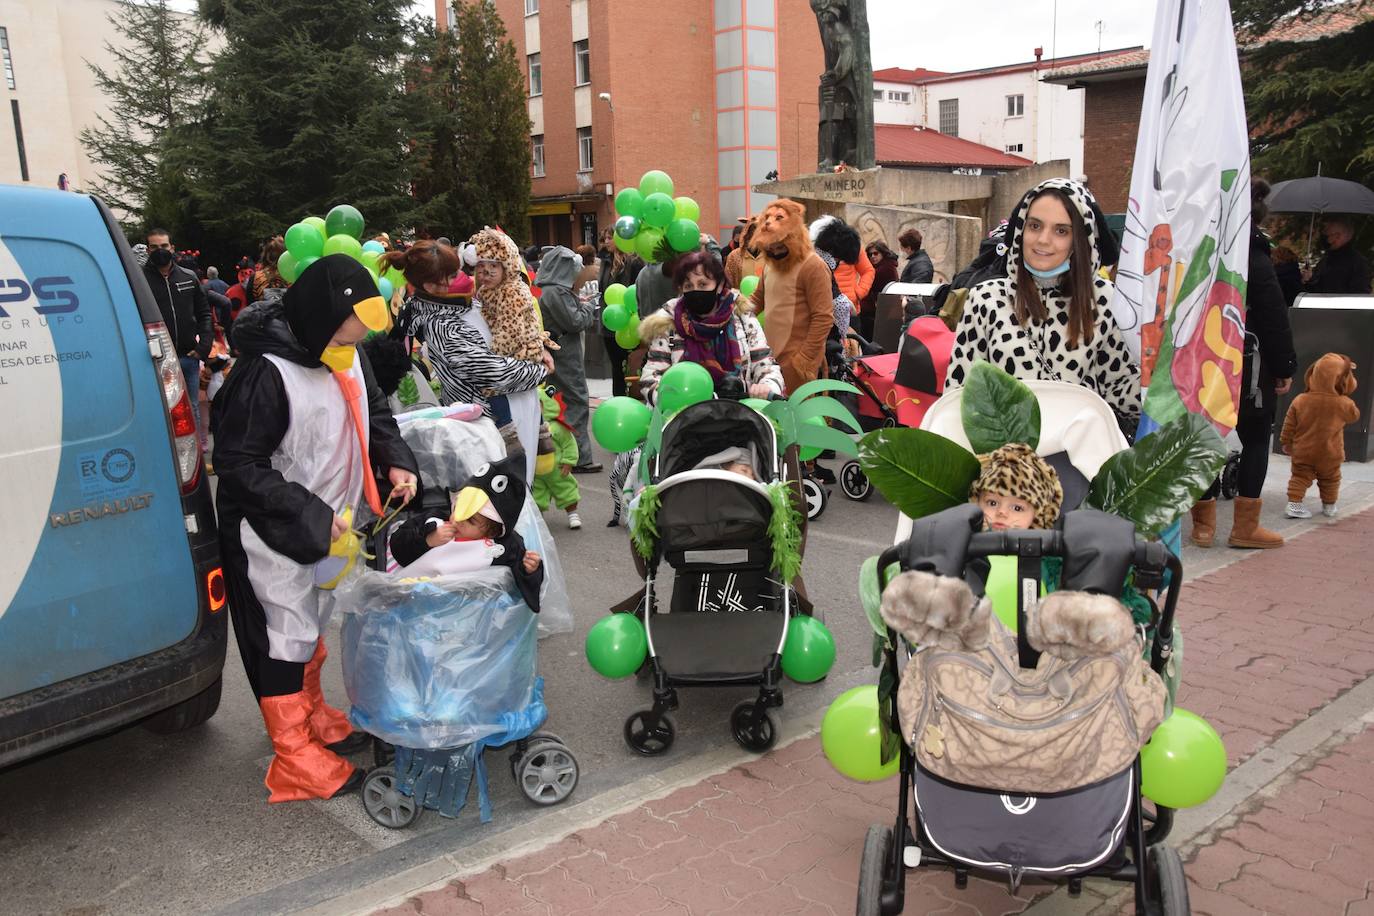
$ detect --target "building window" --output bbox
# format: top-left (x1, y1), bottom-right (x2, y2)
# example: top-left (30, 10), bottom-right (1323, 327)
top-left (524, 0), bottom-right (538, 14)
top-left (872, 88), bottom-right (883, 102)
top-left (577, 127), bottom-right (593, 172)
top-left (527, 53), bottom-right (541, 96)
top-left (938, 98), bottom-right (959, 136)
top-left (532, 134), bottom-right (545, 177)
top-left (1007, 94), bottom-right (1024, 117)
top-left (1, 27), bottom-right (14, 90)
top-left (1005, 143), bottom-right (1024, 153)
top-left (886, 90), bottom-right (910, 103)
top-left (574, 39), bottom-right (590, 86)
top-left (10, 100), bottom-right (27, 181)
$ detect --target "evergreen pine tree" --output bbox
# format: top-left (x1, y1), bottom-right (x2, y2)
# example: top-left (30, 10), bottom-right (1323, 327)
top-left (408, 0), bottom-right (531, 242)
top-left (79, 0), bottom-right (208, 231)
top-left (182, 0), bottom-right (416, 252)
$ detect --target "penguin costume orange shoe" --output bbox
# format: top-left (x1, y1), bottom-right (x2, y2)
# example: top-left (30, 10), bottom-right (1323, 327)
top-left (212, 254), bottom-right (419, 802)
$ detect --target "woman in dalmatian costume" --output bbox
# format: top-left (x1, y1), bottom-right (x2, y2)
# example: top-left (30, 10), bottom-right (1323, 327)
top-left (944, 178), bottom-right (1140, 420)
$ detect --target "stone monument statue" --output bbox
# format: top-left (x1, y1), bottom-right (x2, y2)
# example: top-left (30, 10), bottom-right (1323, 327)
top-left (811, 0), bottom-right (875, 172)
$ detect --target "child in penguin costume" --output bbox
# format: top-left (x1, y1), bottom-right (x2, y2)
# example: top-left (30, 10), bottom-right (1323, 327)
top-left (387, 456), bottom-right (545, 612)
top-left (213, 254), bottom-right (420, 803)
top-left (532, 385), bottom-right (582, 529)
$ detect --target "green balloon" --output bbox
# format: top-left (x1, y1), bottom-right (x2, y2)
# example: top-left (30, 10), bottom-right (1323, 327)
top-left (638, 169), bottom-right (674, 198)
top-left (277, 250), bottom-right (301, 284)
top-left (1141, 708), bottom-right (1227, 808)
top-left (781, 615), bottom-right (836, 683)
top-left (741, 397), bottom-right (771, 412)
top-left (635, 228), bottom-right (664, 262)
top-left (285, 222), bottom-right (324, 260)
top-left (601, 301), bottom-right (631, 333)
top-left (739, 274), bottom-right (760, 297)
top-left (665, 218), bottom-right (700, 253)
top-left (383, 265), bottom-right (407, 292)
top-left (325, 204), bottom-right (365, 240)
top-left (323, 234), bottom-right (363, 260)
top-left (303, 216), bottom-right (328, 240)
top-left (592, 395), bottom-right (652, 453)
top-left (641, 192), bottom-right (676, 229)
top-left (984, 555), bottom-right (1047, 631)
top-left (821, 686), bottom-right (899, 782)
top-left (584, 613), bottom-right (648, 678)
top-left (623, 284), bottom-right (638, 313)
top-left (613, 233), bottom-right (636, 254)
top-left (603, 283), bottom-right (627, 306)
top-left (798, 415), bottom-right (828, 461)
top-left (657, 360), bottom-right (714, 415)
top-left (295, 255), bottom-right (320, 279)
top-left (614, 215), bottom-right (640, 240)
top-left (615, 323), bottom-right (641, 350)
top-left (673, 196), bottom-right (700, 222)
top-left (615, 187), bottom-right (644, 219)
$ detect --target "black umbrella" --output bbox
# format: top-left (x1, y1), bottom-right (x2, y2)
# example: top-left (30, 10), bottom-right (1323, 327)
top-left (1267, 176), bottom-right (1374, 215)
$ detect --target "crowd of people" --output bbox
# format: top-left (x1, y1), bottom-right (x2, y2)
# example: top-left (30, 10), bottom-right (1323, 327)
top-left (132, 171), bottom-right (1369, 804)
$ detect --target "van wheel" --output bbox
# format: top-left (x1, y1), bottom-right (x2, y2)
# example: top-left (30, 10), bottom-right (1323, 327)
top-left (143, 677), bottom-right (222, 734)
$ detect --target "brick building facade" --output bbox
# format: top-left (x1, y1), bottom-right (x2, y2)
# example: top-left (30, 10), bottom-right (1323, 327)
top-left (440, 0), bottom-right (821, 246)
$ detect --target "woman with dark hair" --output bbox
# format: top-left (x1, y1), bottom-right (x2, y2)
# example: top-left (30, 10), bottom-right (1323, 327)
top-left (1189, 177), bottom-right (1297, 549)
top-left (384, 240), bottom-right (548, 432)
top-left (945, 178), bottom-right (1139, 419)
top-left (897, 227), bottom-right (934, 284)
top-left (862, 240), bottom-right (899, 342)
top-left (637, 251), bottom-right (783, 404)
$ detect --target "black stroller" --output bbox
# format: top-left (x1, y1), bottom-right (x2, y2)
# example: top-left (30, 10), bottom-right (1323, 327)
top-left (621, 399), bottom-right (800, 756)
top-left (859, 506), bottom-right (1190, 914)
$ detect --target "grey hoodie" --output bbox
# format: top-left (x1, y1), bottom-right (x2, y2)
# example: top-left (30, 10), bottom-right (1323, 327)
top-left (535, 246), bottom-right (595, 339)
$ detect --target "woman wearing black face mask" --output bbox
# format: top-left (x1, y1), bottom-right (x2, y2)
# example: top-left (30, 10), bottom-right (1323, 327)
top-left (637, 251), bottom-right (784, 404)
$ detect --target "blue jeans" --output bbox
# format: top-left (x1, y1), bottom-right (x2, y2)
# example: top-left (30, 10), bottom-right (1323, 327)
top-left (179, 355), bottom-right (202, 439)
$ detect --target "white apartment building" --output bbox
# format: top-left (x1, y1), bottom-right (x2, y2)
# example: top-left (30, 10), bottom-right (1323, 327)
top-left (0, 0), bottom-right (206, 194)
top-left (872, 47), bottom-right (1142, 181)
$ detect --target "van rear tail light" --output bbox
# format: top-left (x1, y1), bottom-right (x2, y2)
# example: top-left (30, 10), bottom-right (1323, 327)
top-left (206, 567), bottom-right (227, 612)
top-left (145, 321), bottom-right (202, 493)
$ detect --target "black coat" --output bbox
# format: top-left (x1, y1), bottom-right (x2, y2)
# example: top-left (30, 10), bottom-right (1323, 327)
top-left (1306, 243), bottom-right (1372, 295)
top-left (1241, 232), bottom-right (1298, 419)
top-left (143, 262), bottom-right (213, 359)
top-left (899, 250), bottom-right (934, 284)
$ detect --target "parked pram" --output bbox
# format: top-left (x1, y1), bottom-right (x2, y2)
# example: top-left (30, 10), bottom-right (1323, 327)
top-left (828, 316), bottom-right (956, 502)
top-left (337, 412), bottom-right (577, 829)
top-left (857, 381), bottom-right (1190, 915)
top-left (619, 399), bottom-right (805, 755)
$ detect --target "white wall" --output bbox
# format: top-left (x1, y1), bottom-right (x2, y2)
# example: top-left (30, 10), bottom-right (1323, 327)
top-left (872, 68), bottom-right (1086, 177)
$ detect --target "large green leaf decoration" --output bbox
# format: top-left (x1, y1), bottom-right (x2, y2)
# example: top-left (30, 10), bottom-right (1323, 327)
top-left (790, 378), bottom-right (860, 403)
top-left (797, 421), bottom-right (861, 457)
top-left (858, 429), bottom-right (981, 520)
top-left (1085, 413), bottom-right (1228, 536)
top-left (797, 395), bottom-right (862, 434)
top-left (961, 361), bottom-right (1041, 454)
top-left (762, 399), bottom-right (799, 447)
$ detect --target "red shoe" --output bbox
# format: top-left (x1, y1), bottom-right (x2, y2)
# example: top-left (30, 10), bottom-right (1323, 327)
top-left (259, 692), bottom-right (357, 803)
top-left (303, 638), bottom-right (356, 747)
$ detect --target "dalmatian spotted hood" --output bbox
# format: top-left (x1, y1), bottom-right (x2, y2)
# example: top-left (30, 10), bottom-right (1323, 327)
top-left (1002, 178), bottom-right (1114, 289)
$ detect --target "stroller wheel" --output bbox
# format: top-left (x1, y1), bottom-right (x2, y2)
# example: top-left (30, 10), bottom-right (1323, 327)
top-left (729, 701), bottom-right (780, 753)
top-left (856, 823), bottom-right (894, 916)
top-left (624, 711), bottom-right (675, 756)
top-left (840, 461), bottom-right (873, 501)
top-left (361, 766), bottom-right (421, 830)
top-left (1219, 450), bottom-right (1241, 501)
top-left (516, 740), bottom-right (580, 806)
top-left (801, 477), bottom-right (828, 521)
top-left (1145, 843), bottom-right (1190, 915)
top-left (508, 731), bottom-right (568, 780)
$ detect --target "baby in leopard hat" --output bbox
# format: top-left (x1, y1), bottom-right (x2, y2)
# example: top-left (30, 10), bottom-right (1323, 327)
top-left (969, 442), bottom-right (1063, 531)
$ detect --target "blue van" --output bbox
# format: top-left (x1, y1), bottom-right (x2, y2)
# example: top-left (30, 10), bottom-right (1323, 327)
top-left (0, 187), bottom-right (225, 767)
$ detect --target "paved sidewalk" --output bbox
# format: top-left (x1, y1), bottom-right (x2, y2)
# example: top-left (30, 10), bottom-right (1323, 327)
top-left (352, 508), bottom-right (1374, 916)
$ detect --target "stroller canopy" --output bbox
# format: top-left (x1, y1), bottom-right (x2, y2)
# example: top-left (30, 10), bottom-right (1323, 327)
top-left (655, 400), bottom-right (779, 482)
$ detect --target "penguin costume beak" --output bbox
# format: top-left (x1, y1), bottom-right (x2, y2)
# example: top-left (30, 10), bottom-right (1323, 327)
top-left (283, 254), bottom-right (389, 365)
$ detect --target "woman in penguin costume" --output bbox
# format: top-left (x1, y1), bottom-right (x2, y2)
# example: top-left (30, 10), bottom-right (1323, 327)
top-left (213, 254), bottom-right (420, 802)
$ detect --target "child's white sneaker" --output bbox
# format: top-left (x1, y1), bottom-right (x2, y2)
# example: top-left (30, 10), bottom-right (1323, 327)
top-left (567, 511), bottom-right (582, 530)
top-left (1322, 503), bottom-right (1338, 518)
top-left (1286, 501), bottom-right (1312, 518)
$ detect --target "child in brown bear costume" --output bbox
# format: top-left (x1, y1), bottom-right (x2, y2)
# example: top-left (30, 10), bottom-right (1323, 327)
top-left (1282, 352), bottom-right (1360, 519)
top-left (879, 443), bottom-right (1136, 661)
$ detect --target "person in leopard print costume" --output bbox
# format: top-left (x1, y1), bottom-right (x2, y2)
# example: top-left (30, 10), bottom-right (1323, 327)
top-left (945, 178), bottom-right (1140, 420)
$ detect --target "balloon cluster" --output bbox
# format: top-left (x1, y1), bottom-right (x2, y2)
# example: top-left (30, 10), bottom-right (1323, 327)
top-left (591, 361), bottom-right (716, 454)
top-left (600, 282), bottom-right (640, 350)
top-left (279, 204), bottom-right (405, 302)
top-left (612, 170), bottom-right (701, 265)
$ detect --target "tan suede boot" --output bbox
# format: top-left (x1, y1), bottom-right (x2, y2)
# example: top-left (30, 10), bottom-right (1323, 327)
top-left (1228, 496), bottom-right (1284, 549)
top-left (1189, 499), bottom-right (1217, 547)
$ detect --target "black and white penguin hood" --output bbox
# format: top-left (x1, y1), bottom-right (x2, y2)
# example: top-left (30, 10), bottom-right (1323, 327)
top-left (281, 254), bottom-right (389, 366)
top-left (453, 457), bottom-right (529, 536)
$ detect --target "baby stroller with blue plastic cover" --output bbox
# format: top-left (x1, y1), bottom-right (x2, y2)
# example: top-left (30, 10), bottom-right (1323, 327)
top-left (337, 415), bottom-right (578, 829)
top-left (857, 382), bottom-right (1191, 915)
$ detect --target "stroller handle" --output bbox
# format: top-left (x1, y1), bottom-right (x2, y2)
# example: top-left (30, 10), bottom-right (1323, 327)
top-left (877, 531), bottom-right (1182, 675)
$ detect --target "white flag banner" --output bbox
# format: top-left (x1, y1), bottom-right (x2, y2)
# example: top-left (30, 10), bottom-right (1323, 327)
top-left (1111, 0), bottom-right (1251, 435)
